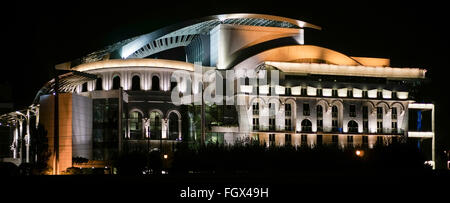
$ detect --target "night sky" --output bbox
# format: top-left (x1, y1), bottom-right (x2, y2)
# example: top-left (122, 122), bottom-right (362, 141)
top-left (3, 1), bottom-right (449, 148)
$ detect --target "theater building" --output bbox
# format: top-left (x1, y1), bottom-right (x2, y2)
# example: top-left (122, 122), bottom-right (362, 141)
top-left (0, 14), bottom-right (430, 173)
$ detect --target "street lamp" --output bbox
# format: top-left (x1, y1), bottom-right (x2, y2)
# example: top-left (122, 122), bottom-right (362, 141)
top-left (355, 149), bottom-right (364, 157)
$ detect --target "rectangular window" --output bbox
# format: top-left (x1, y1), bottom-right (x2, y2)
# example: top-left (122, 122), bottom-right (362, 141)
top-left (303, 103), bottom-right (310, 116)
top-left (269, 134), bottom-right (275, 146)
top-left (332, 106), bottom-right (338, 118)
top-left (377, 121), bottom-right (383, 133)
top-left (285, 119), bottom-right (292, 131)
top-left (332, 120), bottom-right (338, 132)
top-left (332, 89), bottom-right (338, 97)
top-left (317, 88), bottom-right (323, 96)
top-left (377, 107), bottom-right (383, 119)
top-left (363, 106), bottom-right (368, 119)
top-left (377, 90), bottom-right (383, 98)
top-left (392, 122), bottom-right (398, 133)
top-left (285, 87), bottom-right (291, 96)
top-left (347, 135), bottom-right (353, 143)
top-left (130, 112), bottom-right (140, 131)
top-left (376, 136), bottom-right (383, 145)
top-left (392, 91), bottom-right (397, 99)
top-left (347, 89), bottom-right (353, 97)
top-left (269, 118), bottom-right (276, 131)
top-left (317, 106), bottom-right (323, 118)
top-left (253, 103), bottom-right (259, 115)
top-left (301, 134), bottom-right (307, 146)
top-left (317, 119), bottom-right (323, 132)
top-left (362, 90), bottom-right (368, 98)
top-left (363, 121), bottom-right (369, 133)
top-left (349, 105), bottom-right (356, 117)
top-left (332, 135), bottom-right (338, 144)
top-left (316, 134), bottom-right (323, 146)
top-left (285, 103), bottom-right (291, 116)
top-left (252, 118), bottom-right (259, 130)
top-left (362, 136), bottom-right (368, 145)
top-left (285, 134), bottom-right (292, 146)
top-left (391, 107), bottom-right (397, 120)
top-left (301, 87), bottom-right (307, 95)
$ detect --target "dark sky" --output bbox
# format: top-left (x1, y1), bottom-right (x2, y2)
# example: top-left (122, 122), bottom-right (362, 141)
top-left (3, 1), bottom-right (449, 148)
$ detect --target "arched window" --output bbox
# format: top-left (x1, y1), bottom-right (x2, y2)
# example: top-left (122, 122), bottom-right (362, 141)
top-left (151, 75), bottom-right (160, 91)
top-left (301, 119), bottom-right (312, 132)
top-left (82, 82), bottom-right (88, 92)
top-left (317, 105), bottom-right (323, 132)
top-left (332, 105), bottom-right (338, 118)
top-left (317, 105), bottom-right (323, 118)
top-left (348, 120), bottom-right (358, 133)
top-left (131, 75), bottom-right (141, 91)
top-left (129, 111), bottom-right (143, 140)
top-left (112, 75), bottom-right (121, 90)
top-left (95, 77), bottom-right (103, 91)
top-left (168, 112), bottom-right (179, 140)
top-left (150, 111), bottom-right (162, 139)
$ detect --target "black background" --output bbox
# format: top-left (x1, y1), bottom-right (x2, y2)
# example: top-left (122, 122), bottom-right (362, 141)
top-left (2, 0), bottom-right (450, 200)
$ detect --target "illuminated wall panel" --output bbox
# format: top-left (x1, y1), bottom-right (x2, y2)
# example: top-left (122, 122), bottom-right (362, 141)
top-left (382, 89), bottom-right (392, 99)
top-left (353, 88), bottom-right (362, 98)
top-left (291, 86), bottom-right (301, 95)
top-left (275, 85), bottom-right (285, 95)
top-left (338, 88), bottom-right (347, 97)
top-left (322, 88), bottom-right (332, 97)
top-left (368, 89), bottom-right (377, 98)
top-left (307, 86), bottom-right (317, 96)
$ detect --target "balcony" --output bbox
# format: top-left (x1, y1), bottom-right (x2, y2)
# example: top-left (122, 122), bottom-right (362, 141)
top-left (253, 125), bottom-right (294, 132)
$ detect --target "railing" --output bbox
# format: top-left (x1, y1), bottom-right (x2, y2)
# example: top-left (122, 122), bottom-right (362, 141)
top-left (253, 125), bottom-right (294, 132)
top-left (251, 125), bottom-right (404, 135)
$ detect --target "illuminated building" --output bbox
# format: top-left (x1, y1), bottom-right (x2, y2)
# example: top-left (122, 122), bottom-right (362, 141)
top-left (0, 14), bottom-right (432, 173)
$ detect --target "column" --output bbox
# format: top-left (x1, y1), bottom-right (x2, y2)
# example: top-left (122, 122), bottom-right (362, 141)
top-left (178, 119), bottom-right (182, 140)
top-left (162, 118), bottom-right (168, 139)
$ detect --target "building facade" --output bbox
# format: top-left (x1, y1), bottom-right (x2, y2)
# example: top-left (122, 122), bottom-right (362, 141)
top-left (0, 14), bottom-right (429, 173)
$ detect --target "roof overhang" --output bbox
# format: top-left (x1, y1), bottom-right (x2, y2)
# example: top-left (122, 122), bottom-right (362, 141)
top-left (264, 61), bottom-right (426, 79)
top-left (72, 58), bottom-right (197, 72)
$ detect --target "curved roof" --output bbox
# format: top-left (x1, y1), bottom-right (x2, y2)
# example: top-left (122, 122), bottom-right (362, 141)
top-left (232, 45), bottom-right (363, 70)
top-left (78, 13), bottom-right (321, 64)
top-left (72, 58), bottom-right (197, 72)
top-left (230, 45), bottom-right (426, 79)
top-left (32, 71), bottom-right (97, 104)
